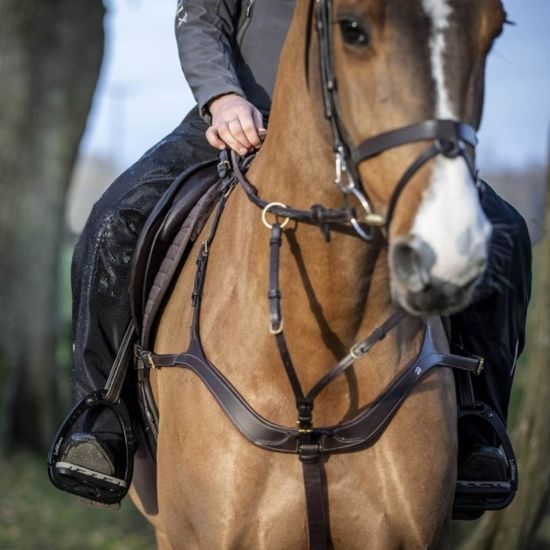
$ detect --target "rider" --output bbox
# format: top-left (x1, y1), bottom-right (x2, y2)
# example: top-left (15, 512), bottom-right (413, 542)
top-left (53, 0), bottom-right (531, 503)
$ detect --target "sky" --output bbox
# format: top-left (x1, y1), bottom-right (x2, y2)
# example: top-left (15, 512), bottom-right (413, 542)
top-left (80, 0), bottom-right (550, 172)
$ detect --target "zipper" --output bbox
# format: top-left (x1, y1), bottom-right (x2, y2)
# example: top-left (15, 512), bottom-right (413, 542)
top-left (236, 0), bottom-right (256, 46)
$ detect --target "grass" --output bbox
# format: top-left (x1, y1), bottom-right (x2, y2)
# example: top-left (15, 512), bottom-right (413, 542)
top-left (0, 451), bottom-right (155, 550)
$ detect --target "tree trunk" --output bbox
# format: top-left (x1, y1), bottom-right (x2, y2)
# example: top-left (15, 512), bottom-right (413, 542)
top-left (0, 0), bottom-right (105, 451)
top-left (460, 141), bottom-right (550, 549)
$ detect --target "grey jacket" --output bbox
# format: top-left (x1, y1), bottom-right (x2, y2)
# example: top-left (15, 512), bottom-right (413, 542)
top-left (175, 0), bottom-right (296, 121)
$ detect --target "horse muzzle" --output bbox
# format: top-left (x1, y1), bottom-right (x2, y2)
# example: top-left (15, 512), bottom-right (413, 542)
top-left (390, 234), bottom-right (488, 315)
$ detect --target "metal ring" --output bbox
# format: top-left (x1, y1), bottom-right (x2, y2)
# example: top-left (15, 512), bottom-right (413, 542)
top-left (261, 202), bottom-right (290, 229)
top-left (226, 118), bottom-right (239, 124)
top-left (269, 319), bottom-right (284, 335)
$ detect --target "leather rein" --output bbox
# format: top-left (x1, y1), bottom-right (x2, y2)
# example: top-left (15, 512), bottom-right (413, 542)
top-left (135, 1), bottom-right (486, 547)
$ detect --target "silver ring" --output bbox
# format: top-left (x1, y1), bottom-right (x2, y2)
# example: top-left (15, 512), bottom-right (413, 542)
top-left (262, 202), bottom-right (290, 229)
top-left (226, 118), bottom-right (239, 124)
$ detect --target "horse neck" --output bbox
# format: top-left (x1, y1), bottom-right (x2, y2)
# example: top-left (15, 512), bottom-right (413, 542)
top-left (229, 4), bottom-right (396, 351)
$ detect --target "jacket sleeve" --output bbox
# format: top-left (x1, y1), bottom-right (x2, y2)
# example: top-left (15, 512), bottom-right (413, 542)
top-left (175, 0), bottom-right (244, 122)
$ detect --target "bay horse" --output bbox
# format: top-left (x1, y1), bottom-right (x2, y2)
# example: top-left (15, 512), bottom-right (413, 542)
top-left (131, 0), bottom-right (506, 547)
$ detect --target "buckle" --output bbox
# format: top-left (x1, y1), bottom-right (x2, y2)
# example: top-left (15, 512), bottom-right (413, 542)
top-left (135, 346), bottom-right (157, 370)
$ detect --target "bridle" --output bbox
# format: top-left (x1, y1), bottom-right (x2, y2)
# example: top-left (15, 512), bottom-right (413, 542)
top-left (312, 0), bottom-right (486, 240)
top-left (314, 0), bottom-right (480, 240)
top-left (233, 0), bottom-right (480, 241)
top-left (235, 0), bottom-right (480, 243)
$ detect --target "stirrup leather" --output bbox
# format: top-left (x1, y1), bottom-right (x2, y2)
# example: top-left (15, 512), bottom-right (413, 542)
top-left (47, 391), bottom-right (137, 505)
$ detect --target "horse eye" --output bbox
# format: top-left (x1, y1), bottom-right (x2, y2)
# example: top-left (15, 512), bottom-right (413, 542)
top-left (339, 18), bottom-right (370, 47)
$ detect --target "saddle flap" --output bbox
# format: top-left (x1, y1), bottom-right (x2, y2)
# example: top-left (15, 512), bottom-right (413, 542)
top-left (129, 159), bottom-right (218, 331)
top-left (140, 182), bottom-right (223, 348)
top-left (160, 171), bottom-right (219, 242)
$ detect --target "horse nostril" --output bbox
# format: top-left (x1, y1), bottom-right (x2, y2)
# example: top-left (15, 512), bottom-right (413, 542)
top-left (392, 236), bottom-right (436, 292)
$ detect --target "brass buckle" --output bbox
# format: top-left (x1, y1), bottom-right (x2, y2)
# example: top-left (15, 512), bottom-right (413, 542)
top-left (297, 420), bottom-right (313, 434)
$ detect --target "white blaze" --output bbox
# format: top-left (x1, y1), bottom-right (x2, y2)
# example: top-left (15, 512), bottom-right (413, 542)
top-left (422, 0), bottom-right (453, 118)
top-left (412, 0), bottom-right (491, 284)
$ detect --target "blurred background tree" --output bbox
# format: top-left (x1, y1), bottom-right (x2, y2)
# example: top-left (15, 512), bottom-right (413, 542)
top-left (0, 0), bottom-right (105, 451)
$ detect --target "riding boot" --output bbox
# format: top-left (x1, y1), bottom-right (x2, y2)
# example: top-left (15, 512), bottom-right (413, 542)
top-left (450, 181), bottom-right (532, 479)
top-left (54, 108), bottom-right (216, 500)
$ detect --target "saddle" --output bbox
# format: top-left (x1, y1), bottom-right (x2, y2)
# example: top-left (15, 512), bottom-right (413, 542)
top-left (129, 158), bottom-right (221, 334)
top-left (47, 158), bottom-right (224, 505)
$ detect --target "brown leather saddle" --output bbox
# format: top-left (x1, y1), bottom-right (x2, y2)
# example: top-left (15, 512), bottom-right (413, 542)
top-left (129, 158), bottom-right (222, 335)
top-left (47, 159), bottom-right (225, 506)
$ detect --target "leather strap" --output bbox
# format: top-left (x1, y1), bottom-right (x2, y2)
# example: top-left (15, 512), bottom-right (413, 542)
top-left (134, 325), bottom-right (482, 455)
top-left (306, 310), bottom-right (407, 402)
top-left (300, 444), bottom-right (331, 550)
top-left (269, 223), bottom-right (306, 401)
top-left (351, 120), bottom-right (477, 164)
top-left (104, 322), bottom-right (136, 403)
top-left (231, 150), bottom-right (374, 241)
top-left (384, 144), bottom-right (440, 230)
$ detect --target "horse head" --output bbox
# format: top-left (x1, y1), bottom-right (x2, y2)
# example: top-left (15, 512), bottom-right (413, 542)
top-left (309, 0), bottom-right (506, 315)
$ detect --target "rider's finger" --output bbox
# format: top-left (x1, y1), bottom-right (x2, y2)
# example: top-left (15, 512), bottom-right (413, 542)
top-left (217, 124), bottom-right (249, 156)
top-left (226, 118), bottom-right (253, 150)
top-left (253, 110), bottom-right (267, 145)
top-left (206, 126), bottom-right (226, 150)
top-left (240, 112), bottom-right (262, 148)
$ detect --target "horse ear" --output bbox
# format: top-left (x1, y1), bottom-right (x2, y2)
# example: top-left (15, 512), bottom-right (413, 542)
top-left (478, 0), bottom-right (507, 51)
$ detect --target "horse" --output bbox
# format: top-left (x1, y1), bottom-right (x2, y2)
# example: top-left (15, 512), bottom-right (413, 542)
top-left (130, 0), bottom-right (506, 547)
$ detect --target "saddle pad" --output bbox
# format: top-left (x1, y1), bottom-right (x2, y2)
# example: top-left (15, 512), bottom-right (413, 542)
top-left (141, 182), bottom-right (223, 347)
top-left (129, 159), bottom-right (219, 331)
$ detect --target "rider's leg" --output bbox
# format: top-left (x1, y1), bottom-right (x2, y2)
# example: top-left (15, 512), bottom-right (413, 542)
top-left (450, 180), bottom-right (532, 472)
top-left (60, 108), bottom-right (215, 480)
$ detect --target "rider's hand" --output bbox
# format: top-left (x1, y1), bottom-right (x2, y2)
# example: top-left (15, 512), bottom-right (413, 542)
top-left (206, 93), bottom-right (265, 156)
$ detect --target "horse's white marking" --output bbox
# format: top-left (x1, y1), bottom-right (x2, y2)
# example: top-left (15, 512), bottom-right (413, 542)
top-left (411, 0), bottom-right (491, 285)
top-left (422, 0), bottom-right (453, 118)
top-left (412, 158), bottom-right (491, 284)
